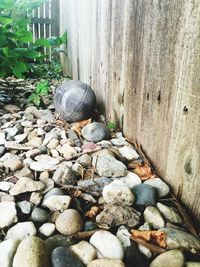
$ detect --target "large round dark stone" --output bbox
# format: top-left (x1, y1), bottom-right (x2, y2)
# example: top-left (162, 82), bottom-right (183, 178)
top-left (54, 80), bottom-right (96, 122)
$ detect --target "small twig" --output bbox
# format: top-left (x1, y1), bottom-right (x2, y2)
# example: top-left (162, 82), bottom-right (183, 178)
top-left (68, 230), bottom-right (98, 240)
top-left (130, 236), bottom-right (166, 254)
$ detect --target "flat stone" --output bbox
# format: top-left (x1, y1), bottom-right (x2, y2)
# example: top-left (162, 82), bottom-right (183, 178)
top-left (0, 239), bottom-right (20, 267)
top-left (30, 192), bottom-right (42, 206)
top-left (51, 247), bottom-right (85, 267)
top-left (88, 259), bottom-right (125, 267)
top-left (77, 178), bottom-right (113, 196)
top-left (77, 154), bottom-right (92, 167)
top-left (5, 222), bottom-right (36, 241)
top-left (28, 136), bottom-right (43, 147)
top-left (44, 188), bottom-right (64, 200)
top-left (0, 181), bottom-right (14, 191)
top-left (118, 146), bottom-right (140, 160)
top-left (159, 228), bottom-right (200, 254)
top-left (150, 249), bottom-right (184, 267)
top-left (31, 207), bottom-right (49, 223)
top-left (118, 172), bottom-right (141, 188)
top-left (0, 201), bottom-right (17, 228)
top-left (157, 203), bottom-right (182, 224)
top-left (102, 180), bottom-right (135, 206)
top-left (13, 236), bottom-right (50, 267)
top-left (46, 234), bottom-right (77, 252)
top-left (35, 154), bottom-right (59, 165)
top-left (96, 155), bottom-right (127, 177)
top-left (0, 192), bottom-right (15, 202)
top-left (96, 204), bottom-right (140, 228)
top-left (0, 152), bottom-right (19, 161)
top-left (10, 177), bottom-right (45, 195)
top-left (14, 166), bottom-right (33, 179)
top-left (39, 223), bottom-right (55, 237)
top-left (186, 263), bottom-right (200, 267)
top-left (52, 164), bottom-right (76, 185)
top-left (3, 159), bottom-right (23, 171)
top-left (58, 143), bottom-right (77, 160)
top-left (30, 162), bottom-right (57, 172)
top-left (70, 241), bottom-right (97, 265)
top-left (5, 104), bottom-right (20, 113)
top-left (56, 209), bottom-right (83, 236)
top-left (144, 178), bottom-right (170, 197)
top-left (82, 122), bottom-right (111, 142)
top-left (17, 200), bottom-right (33, 214)
top-left (42, 195), bottom-right (71, 212)
top-left (90, 230), bottom-right (124, 260)
top-left (143, 206), bottom-right (165, 229)
top-left (91, 148), bottom-right (114, 166)
top-left (5, 126), bottom-right (18, 137)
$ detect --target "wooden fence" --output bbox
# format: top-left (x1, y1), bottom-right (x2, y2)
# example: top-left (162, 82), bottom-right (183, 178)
top-left (60, 0), bottom-right (200, 222)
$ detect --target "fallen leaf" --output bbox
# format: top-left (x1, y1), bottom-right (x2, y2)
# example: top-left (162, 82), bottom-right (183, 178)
top-left (131, 229), bottom-right (167, 248)
top-left (128, 161), bottom-right (155, 181)
top-left (85, 206), bottom-right (101, 219)
top-left (71, 118), bottom-right (92, 134)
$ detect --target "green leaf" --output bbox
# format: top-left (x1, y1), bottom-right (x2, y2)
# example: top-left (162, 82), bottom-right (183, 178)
top-left (28, 93), bottom-right (40, 106)
top-left (16, 18), bottom-right (28, 28)
top-left (35, 38), bottom-right (50, 47)
top-left (23, 49), bottom-right (39, 59)
top-left (60, 32), bottom-right (67, 44)
top-left (35, 80), bottom-right (49, 95)
top-left (48, 36), bottom-right (61, 45)
top-left (0, 0), bottom-right (14, 9)
top-left (12, 62), bottom-right (26, 78)
top-left (107, 122), bottom-right (116, 130)
top-left (17, 31), bottom-right (32, 42)
top-left (0, 16), bottom-right (13, 25)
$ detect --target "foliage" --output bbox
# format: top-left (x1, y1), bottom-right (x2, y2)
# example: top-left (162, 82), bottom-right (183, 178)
top-left (107, 121), bottom-right (116, 131)
top-left (29, 61), bottom-right (63, 80)
top-left (28, 80), bottom-right (49, 106)
top-left (0, 0), bottom-right (67, 79)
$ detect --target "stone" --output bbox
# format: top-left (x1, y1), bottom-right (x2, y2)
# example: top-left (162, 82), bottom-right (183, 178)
top-left (118, 171), bottom-right (141, 188)
top-left (31, 207), bottom-right (49, 223)
top-left (77, 178), bottom-right (113, 196)
top-left (14, 166), bottom-right (33, 179)
top-left (17, 200), bottom-right (33, 214)
top-left (30, 192), bottom-right (42, 206)
top-left (46, 234), bottom-right (77, 252)
top-left (186, 263), bottom-right (200, 267)
top-left (116, 226), bottom-right (131, 249)
top-left (47, 138), bottom-right (59, 149)
top-left (96, 155), bottom-right (127, 177)
top-left (4, 104), bottom-right (20, 113)
top-left (132, 184), bottom-right (157, 210)
top-left (0, 192), bottom-right (14, 202)
top-left (0, 239), bottom-right (20, 267)
top-left (0, 133), bottom-right (6, 145)
top-left (96, 204), bottom-right (140, 228)
top-left (143, 206), bottom-right (165, 229)
top-left (35, 154), bottom-right (59, 165)
top-left (77, 154), bottom-right (92, 167)
top-left (51, 247), bottom-right (85, 267)
top-left (138, 244), bottom-right (152, 259)
top-left (39, 223), bottom-right (55, 237)
top-left (91, 148), bottom-right (114, 166)
top-left (10, 177), bottom-right (45, 195)
top-left (0, 152), bottom-right (19, 161)
top-left (90, 230), bottom-right (124, 260)
top-left (52, 164), bottom-right (76, 185)
top-left (44, 188), bottom-right (64, 200)
top-left (144, 178), bottom-right (170, 197)
top-left (84, 221), bottom-right (98, 231)
top-left (28, 136), bottom-right (43, 147)
top-left (0, 201), bottom-right (17, 228)
top-left (26, 148), bottom-right (40, 159)
top-left (5, 222), bottom-right (36, 241)
top-left (0, 181), bottom-right (14, 191)
top-left (102, 180), bottom-right (135, 206)
top-left (111, 137), bottom-right (128, 147)
top-left (72, 162), bottom-right (84, 176)
top-left (97, 140), bottom-right (112, 147)
top-left (82, 122), bottom-right (110, 142)
top-left (3, 159), bottom-right (23, 171)
top-left (150, 249), bottom-right (184, 267)
top-left (0, 146), bottom-right (6, 157)
top-left (88, 259), bottom-right (125, 267)
top-left (70, 241), bottom-right (97, 265)
top-left (42, 195), bottom-right (71, 212)
top-left (5, 126), bottom-right (18, 137)
top-left (30, 161), bottom-right (57, 172)
top-left (118, 146), bottom-right (140, 160)
top-left (159, 228), bottom-right (200, 254)
top-left (40, 177), bottom-right (54, 193)
top-left (58, 143), bottom-right (77, 160)
top-left (13, 236), bottom-right (50, 267)
top-left (67, 129), bottom-right (78, 140)
top-left (55, 209), bottom-right (83, 235)
top-left (156, 203), bottom-right (182, 224)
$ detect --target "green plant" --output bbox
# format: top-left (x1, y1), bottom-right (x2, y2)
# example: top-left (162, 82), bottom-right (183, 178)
top-left (28, 80), bottom-right (49, 106)
top-left (107, 121), bottom-right (117, 131)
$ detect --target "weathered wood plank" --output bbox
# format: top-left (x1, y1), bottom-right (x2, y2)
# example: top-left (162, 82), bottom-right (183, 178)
top-left (60, 0), bottom-right (200, 222)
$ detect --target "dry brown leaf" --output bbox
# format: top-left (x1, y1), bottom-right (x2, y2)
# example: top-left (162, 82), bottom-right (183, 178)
top-left (85, 206), bottom-right (101, 219)
top-left (131, 229), bottom-right (167, 248)
top-left (71, 118), bottom-right (92, 134)
top-left (128, 161), bottom-right (155, 181)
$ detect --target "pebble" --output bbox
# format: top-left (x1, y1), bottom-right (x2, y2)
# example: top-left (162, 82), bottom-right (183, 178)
top-left (3, 159), bottom-right (23, 171)
top-left (102, 180), bottom-right (135, 206)
top-left (9, 177), bottom-right (45, 195)
top-left (5, 126), bottom-right (18, 137)
top-left (46, 234), bottom-right (77, 252)
top-left (0, 146), bottom-right (6, 157)
top-left (90, 230), bottom-right (124, 260)
top-left (42, 195), bottom-right (71, 211)
top-left (67, 129), bottom-right (78, 140)
top-left (96, 204), bottom-right (140, 227)
top-left (47, 138), bottom-right (59, 149)
top-left (0, 132), bottom-right (6, 145)
top-left (35, 154), bottom-right (59, 165)
top-left (70, 241), bottom-right (97, 265)
top-left (81, 122), bottom-right (111, 142)
top-left (39, 223), bottom-right (55, 237)
top-left (119, 171), bottom-right (141, 188)
top-left (30, 161), bottom-right (57, 172)
top-left (30, 192), bottom-right (42, 206)
top-left (77, 154), bottom-right (92, 167)
top-left (58, 143), bottom-right (77, 160)
top-left (51, 247), bottom-right (85, 267)
top-left (55, 209), bottom-right (83, 235)
top-left (28, 136), bottom-right (43, 147)
top-left (13, 236), bottom-right (50, 267)
top-left (0, 192), bottom-right (15, 202)
top-left (159, 228), bottom-right (200, 254)
top-left (52, 164), bottom-right (76, 185)
top-left (132, 184), bottom-right (157, 210)
top-left (88, 259), bottom-right (125, 267)
top-left (150, 249), bottom-right (184, 267)
top-left (0, 201), bottom-right (17, 228)
top-left (0, 181), bottom-right (14, 191)
top-left (138, 244), bottom-right (152, 259)
top-left (96, 155), bottom-right (127, 177)
top-left (44, 187), bottom-right (64, 200)
top-left (143, 206), bottom-right (165, 229)
top-left (116, 226), bottom-right (131, 249)
top-left (84, 221), bottom-right (98, 231)
top-left (31, 207), bottom-right (49, 223)
top-left (5, 222), bottom-right (36, 241)
top-left (186, 263), bottom-right (200, 267)
top-left (0, 239), bottom-right (20, 267)
top-left (157, 202), bottom-right (182, 224)
top-left (118, 146), bottom-right (140, 160)
top-left (14, 166), bottom-right (33, 178)
top-left (17, 200), bottom-right (33, 214)
top-left (144, 178), bottom-right (170, 197)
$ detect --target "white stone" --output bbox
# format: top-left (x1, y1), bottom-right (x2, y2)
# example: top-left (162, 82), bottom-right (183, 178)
top-left (3, 159), bottom-right (23, 171)
top-left (116, 226), bottom-right (131, 249)
top-left (5, 127), bottom-right (18, 137)
top-left (5, 222), bottom-right (36, 241)
top-left (70, 241), bottom-right (97, 265)
top-left (0, 202), bottom-right (17, 228)
top-left (30, 162), bottom-right (57, 172)
top-left (35, 154), bottom-right (59, 165)
top-left (102, 180), bottom-right (134, 206)
top-left (156, 203), bottom-right (182, 224)
top-left (144, 178), bottom-right (170, 197)
top-left (88, 259), bottom-right (125, 267)
top-left (90, 230), bottom-right (124, 260)
top-left (143, 206), bottom-right (165, 229)
top-left (47, 138), bottom-right (59, 149)
top-left (42, 195), bottom-right (71, 212)
top-left (0, 239), bottom-right (20, 267)
top-left (119, 171), bottom-right (141, 188)
top-left (0, 181), bottom-right (14, 191)
top-left (0, 153), bottom-right (19, 162)
top-left (118, 146), bottom-right (140, 160)
top-left (0, 132), bottom-right (6, 145)
top-left (14, 133), bottom-right (28, 143)
top-left (39, 223), bottom-right (55, 237)
top-left (58, 144), bottom-right (77, 160)
top-left (138, 244), bottom-right (152, 259)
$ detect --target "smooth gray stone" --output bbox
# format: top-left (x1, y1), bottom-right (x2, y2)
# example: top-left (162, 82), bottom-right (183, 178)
top-left (31, 207), bottom-right (49, 223)
top-left (82, 122), bottom-right (110, 142)
top-left (44, 188), bottom-right (64, 200)
top-left (150, 249), bottom-right (184, 267)
top-left (46, 234), bottom-right (77, 253)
